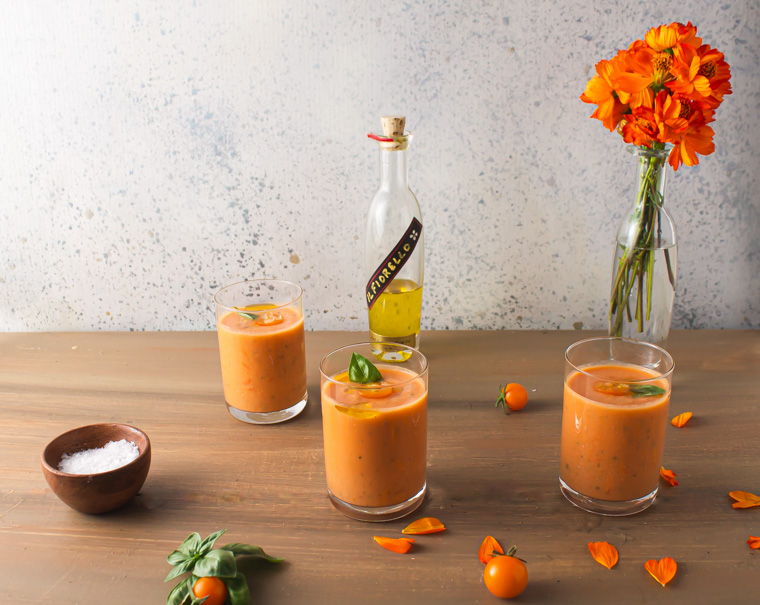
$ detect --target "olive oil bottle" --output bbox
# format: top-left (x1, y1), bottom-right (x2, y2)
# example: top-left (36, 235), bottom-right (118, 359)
top-left (365, 116), bottom-right (424, 360)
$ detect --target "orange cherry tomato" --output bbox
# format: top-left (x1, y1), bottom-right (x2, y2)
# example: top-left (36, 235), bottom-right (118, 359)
top-left (496, 383), bottom-right (528, 413)
top-left (192, 576), bottom-right (227, 605)
top-left (484, 551), bottom-right (528, 599)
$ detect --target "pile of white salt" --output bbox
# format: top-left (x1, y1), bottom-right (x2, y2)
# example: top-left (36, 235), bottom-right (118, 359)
top-left (58, 439), bottom-right (140, 474)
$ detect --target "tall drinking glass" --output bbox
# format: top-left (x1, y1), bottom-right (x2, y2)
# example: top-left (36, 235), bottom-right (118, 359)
top-left (560, 337), bottom-right (674, 515)
top-left (320, 343), bottom-right (428, 521)
top-left (214, 279), bottom-right (307, 424)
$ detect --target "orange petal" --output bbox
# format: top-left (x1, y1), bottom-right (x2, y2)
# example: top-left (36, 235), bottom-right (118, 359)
top-left (670, 412), bottom-right (693, 428)
top-left (401, 517), bottom-right (446, 535)
top-left (729, 491), bottom-right (760, 509)
top-left (361, 385), bottom-right (393, 399)
top-left (660, 467), bottom-right (679, 487)
top-left (373, 536), bottom-right (415, 554)
top-left (748, 536), bottom-right (760, 550)
top-left (254, 311), bottom-right (284, 326)
top-left (588, 541), bottom-right (619, 569)
top-left (478, 535), bottom-right (504, 564)
top-left (645, 557), bottom-right (677, 586)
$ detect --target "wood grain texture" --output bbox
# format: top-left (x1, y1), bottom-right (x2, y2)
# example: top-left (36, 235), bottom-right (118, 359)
top-left (0, 330), bottom-right (758, 603)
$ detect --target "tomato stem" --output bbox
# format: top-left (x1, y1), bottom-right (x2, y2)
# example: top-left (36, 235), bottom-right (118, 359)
top-left (495, 386), bottom-right (511, 415)
top-left (491, 545), bottom-right (526, 563)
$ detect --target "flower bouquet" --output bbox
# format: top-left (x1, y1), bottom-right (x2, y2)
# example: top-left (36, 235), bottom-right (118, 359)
top-left (581, 22), bottom-right (731, 342)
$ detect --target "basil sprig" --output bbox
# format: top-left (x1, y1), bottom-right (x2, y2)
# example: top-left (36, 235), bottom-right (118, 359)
top-left (348, 352), bottom-right (383, 384)
top-left (627, 384), bottom-right (667, 398)
top-left (233, 307), bottom-right (258, 322)
top-left (165, 530), bottom-right (283, 605)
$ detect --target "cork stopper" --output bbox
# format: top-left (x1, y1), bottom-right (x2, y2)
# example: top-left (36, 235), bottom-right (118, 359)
top-left (381, 116), bottom-right (406, 137)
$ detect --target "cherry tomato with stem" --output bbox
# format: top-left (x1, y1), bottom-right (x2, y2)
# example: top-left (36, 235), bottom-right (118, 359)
top-left (484, 546), bottom-right (528, 599)
top-left (495, 383), bottom-right (528, 414)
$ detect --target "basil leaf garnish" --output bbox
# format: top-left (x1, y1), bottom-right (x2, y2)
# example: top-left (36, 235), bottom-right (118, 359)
top-left (235, 310), bottom-right (258, 321)
top-left (226, 573), bottom-right (252, 605)
top-left (198, 529), bottom-right (227, 555)
top-left (348, 352), bottom-right (383, 384)
top-left (192, 548), bottom-right (237, 579)
top-left (176, 532), bottom-right (202, 557)
top-left (628, 384), bottom-right (666, 398)
top-left (164, 557), bottom-right (197, 582)
top-left (166, 577), bottom-right (194, 605)
top-left (218, 543), bottom-right (284, 562)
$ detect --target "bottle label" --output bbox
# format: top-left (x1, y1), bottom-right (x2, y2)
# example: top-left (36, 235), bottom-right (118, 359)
top-left (366, 217), bottom-right (422, 310)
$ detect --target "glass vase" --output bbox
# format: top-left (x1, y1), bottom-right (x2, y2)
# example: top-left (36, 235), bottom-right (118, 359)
top-left (609, 146), bottom-right (678, 347)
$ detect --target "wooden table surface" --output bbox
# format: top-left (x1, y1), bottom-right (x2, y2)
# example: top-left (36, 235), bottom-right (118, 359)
top-left (1, 330), bottom-right (759, 604)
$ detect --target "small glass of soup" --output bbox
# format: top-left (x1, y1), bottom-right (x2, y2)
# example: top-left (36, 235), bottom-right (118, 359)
top-left (560, 337), bottom-right (675, 516)
top-left (214, 279), bottom-right (307, 424)
top-left (319, 343), bottom-right (428, 521)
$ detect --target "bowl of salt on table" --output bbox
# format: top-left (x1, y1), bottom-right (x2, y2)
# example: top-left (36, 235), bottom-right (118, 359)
top-left (41, 423), bottom-right (151, 514)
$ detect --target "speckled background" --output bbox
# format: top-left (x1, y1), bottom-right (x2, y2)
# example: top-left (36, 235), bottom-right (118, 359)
top-left (1, 1), bottom-right (758, 332)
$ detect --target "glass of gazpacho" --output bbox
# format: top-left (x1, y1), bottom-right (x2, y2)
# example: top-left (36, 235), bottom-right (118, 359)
top-left (214, 279), bottom-right (307, 424)
top-left (560, 337), bottom-right (674, 515)
top-left (319, 343), bottom-right (428, 521)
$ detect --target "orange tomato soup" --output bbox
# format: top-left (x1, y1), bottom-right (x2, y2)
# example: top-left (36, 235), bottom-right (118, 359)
top-left (217, 307), bottom-right (306, 413)
top-left (560, 363), bottom-right (670, 502)
top-left (321, 366), bottom-right (427, 508)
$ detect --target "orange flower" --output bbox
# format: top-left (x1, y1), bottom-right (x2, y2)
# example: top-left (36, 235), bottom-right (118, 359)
top-left (645, 557), bottom-right (677, 587)
top-left (729, 491), bottom-right (760, 509)
top-left (373, 536), bottom-right (415, 554)
top-left (588, 541), bottom-right (618, 569)
top-left (402, 517), bottom-right (446, 535)
top-left (621, 106), bottom-right (658, 146)
top-left (614, 46), bottom-right (656, 108)
top-left (666, 107), bottom-right (715, 170)
top-left (581, 53), bottom-right (629, 131)
top-left (748, 536), bottom-right (760, 550)
top-left (621, 91), bottom-right (685, 148)
top-left (694, 45), bottom-right (733, 109)
top-left (653, 91), bottom-right (689, 140)
top-left (671, 412), bottom-right (693, 428)
top-left (645, 22), bottom-right (701, 53)
top-left (660, 467), bottom-right (678, 487)
top-left (674, 22), bottom-right (703, 50)
top-left (668, 44), bottom-right (712, 100)
top-left (478, 535), bottom-right (505, 564)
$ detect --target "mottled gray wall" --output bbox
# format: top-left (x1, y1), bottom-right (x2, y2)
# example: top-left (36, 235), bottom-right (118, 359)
top-left (1, 1), bottom-right (758, 332)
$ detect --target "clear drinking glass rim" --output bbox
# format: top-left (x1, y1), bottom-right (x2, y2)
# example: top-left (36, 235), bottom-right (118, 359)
top-left (213, 278), bottom-right (304, 313)
top-left (564, 336), bottom-right (675, 384)
top-left (319, 342), bottom-right (428, 390)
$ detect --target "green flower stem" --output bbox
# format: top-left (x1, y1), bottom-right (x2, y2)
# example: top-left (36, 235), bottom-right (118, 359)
top-left (609, 147), bottom-right (670, 338)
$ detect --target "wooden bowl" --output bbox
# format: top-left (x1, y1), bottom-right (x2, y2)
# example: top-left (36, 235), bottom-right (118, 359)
top-left (41, 423), bottom-right (151, 514)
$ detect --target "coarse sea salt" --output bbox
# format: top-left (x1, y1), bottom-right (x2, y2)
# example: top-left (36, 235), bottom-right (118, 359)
top-left (58, 439), bottom-right (140, 474)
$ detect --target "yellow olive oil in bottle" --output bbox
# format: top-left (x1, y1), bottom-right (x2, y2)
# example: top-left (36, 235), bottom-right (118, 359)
top-left (365, 116), bottom-right (424, 361)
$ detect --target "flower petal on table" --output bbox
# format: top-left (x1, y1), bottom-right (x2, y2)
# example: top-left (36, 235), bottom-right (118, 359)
top-left (747, 536), bottom-right (760, 550)
top-left (401, 517), bottom-right (446, 535)
top-left (670, 412), bottom-right (693, 428)
top-left (645, 557), bottom-right (677, 586)
top-left (588, 541), bottom-right (618, 569)
top-left (660, 467), bottom-right (679, 487)
top-left (729, 491), bottom-right (760, 509)
top-left (478, 535), bottom-right (504, 564)
top-left (373, 536), bottom-right (414, 554)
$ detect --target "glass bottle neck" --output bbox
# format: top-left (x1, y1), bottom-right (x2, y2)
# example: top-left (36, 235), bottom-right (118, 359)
top-left (378, 148), bottom-right (409, 189)
top-left (632, 146), bottom-right (669, 209)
